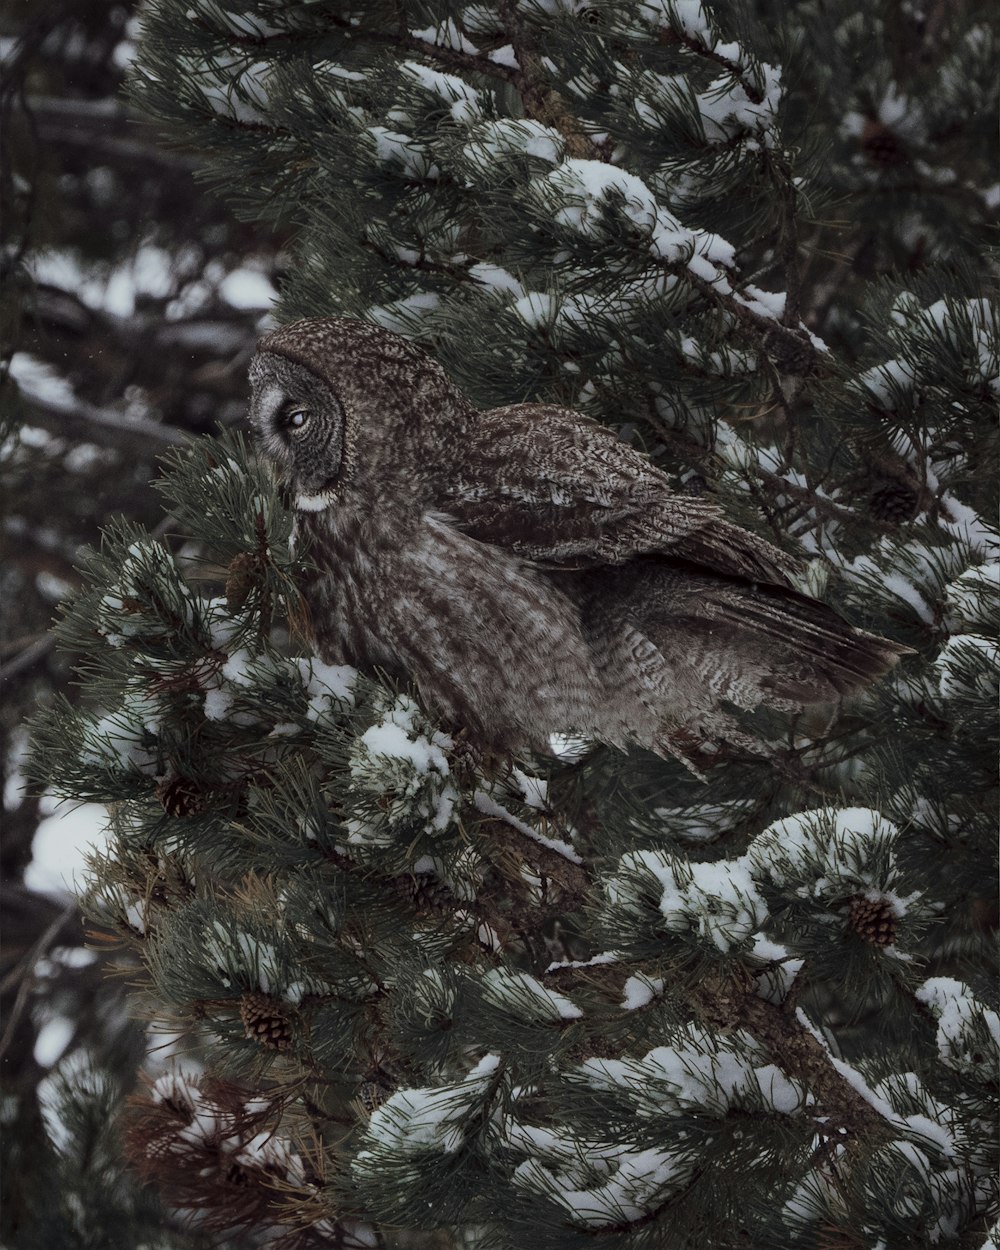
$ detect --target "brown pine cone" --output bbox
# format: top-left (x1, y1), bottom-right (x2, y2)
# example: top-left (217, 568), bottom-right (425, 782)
top-left (239, 991), bottom-right (294, 1052)
top-left (156, 775), bottom-right (207, 818)
top-left (225, 551), bottom-right (260, 612)
top-left (849, 894), bottom-right (899, 947)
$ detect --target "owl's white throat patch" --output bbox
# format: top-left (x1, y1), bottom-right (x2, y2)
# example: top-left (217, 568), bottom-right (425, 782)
top-left (295, 488), bottom-right (338, 512)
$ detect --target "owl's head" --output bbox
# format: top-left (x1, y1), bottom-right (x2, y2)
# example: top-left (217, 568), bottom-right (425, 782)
top-left (248, 318), bottom-right (473, 506)
top-left (248, 351), bottom-right (345, 497)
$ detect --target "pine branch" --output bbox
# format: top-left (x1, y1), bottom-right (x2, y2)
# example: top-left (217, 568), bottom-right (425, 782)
top-left (20, 392), bottom-right (189, 449)
top-left (495, 0), bottom-right (603, 159)
top-left (692, 978), bottom-right (890, 1142)
top-left (0, 901), bottom-right (80, 1062)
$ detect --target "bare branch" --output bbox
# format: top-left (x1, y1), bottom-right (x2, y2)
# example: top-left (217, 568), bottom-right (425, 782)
top-left (19, 392), bottom-right (190, 449)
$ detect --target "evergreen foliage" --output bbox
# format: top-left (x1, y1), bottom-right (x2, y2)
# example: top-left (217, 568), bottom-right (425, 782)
top-left (28, 1), bottom-right (998, 1246)
top-left (1, 5), bottom-right (285, 1247)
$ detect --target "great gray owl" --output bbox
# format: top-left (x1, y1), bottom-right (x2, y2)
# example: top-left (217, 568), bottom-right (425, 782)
top-left (248, 318), bottom-right (906, 769)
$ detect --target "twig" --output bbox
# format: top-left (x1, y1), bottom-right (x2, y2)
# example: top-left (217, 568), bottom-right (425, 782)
top-left (0, 634), bottom-right (55, 684)
top-left (692, 978), bottom-right (892, 1142)
top-left (19, 392), bottom-right (190, 449)
top-left (0, 901), bottom-right (80, 1062)
top-left (496, 0), bottom-right (602, 159)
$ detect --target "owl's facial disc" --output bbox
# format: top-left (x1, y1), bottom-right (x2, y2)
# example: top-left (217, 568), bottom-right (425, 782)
top-left (248, 352), bottom-right (345, 493)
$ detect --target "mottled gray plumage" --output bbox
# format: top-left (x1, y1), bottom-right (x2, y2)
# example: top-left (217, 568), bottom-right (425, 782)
top-left (248, 318), bottom-right (905, 768)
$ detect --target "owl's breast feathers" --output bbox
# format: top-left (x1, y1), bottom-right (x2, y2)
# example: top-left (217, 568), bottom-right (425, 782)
top-left (295, 498), bottom-right (622, 751)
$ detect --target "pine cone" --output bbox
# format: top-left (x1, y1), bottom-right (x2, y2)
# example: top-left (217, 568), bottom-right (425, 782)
top-left (357, 1071), bottom-right (395, 1114)
top-left (156, 775), bottom-right (207, 818)
top-left (849, 895), bottom-right (898, 947)
top-left (240, 991), bottom-right (294, 1052)
top-left (395, 872), bottom-right (455, 913)
top-left (861, 119), bottom-right (909, 167)
top-left (763, 327), bottom-right (818, 376)
top-left (225, 551), bottom-right (259, 612)
top-left (869, 479), bottom-right (920, 522)
top-left (224, 1160), bottom-right (254, 1188)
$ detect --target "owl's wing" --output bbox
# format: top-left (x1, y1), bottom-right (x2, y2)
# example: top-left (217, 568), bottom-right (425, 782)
top-left (441, 404), bottom-right (800, 586)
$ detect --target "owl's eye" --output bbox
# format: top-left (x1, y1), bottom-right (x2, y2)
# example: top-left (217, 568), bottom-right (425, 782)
top-left (283, 408), bottom-right (310, 431)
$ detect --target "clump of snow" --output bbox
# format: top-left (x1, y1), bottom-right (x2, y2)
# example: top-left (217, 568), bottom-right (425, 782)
top-left (828, 1061), bottom-right (957, 1164)
top-left (79, 691), bottom-right (164, 777)
top-left (467, 262), bottom-right (526, 297)
top-left (938, 497), bottom-right (999, 560)
top-left (367, 126), bottom-right (439, 179)
top-left (473, 789), bottom-right (582, 863)
top-left (577, 1024), bottom-right (805, 1118)
top-left (933, 634), bottom-right (999, 700)
top-left (841, 531), bottom-right (984, 627)
top-left (855, 357), bottom-right (919, 409)
top-left (940, 565), bottom-right (995, 640)
top-left (621, 973), bottom-right (665, 1011)
top-left (463, 118), bottom-right (565, 177)
top-left (368, 292), bottom-right (440, 335)
top-left (236, 1130), bottom-right (303, 1181)
top-left (513, 290), bottom-right (558, 327)
top-left (203, 920), bottom-right (331, 1004)
top-left (294, 657), bottom-right (358, 719)
top-left (402, 60), bottom-right (482, 123)
top-left (511, 1136), bottom-right (689, 1228)
top-left (356, 1054), bottom-right (500, 1163)
top-left (732, 282), bottom-right (785, 319)
top-left (487, 44), bottom-right (518, 68)
top-left (509, 768), bottom-right (549, 811)
top-left (916, 977), bottom-right (1000, 1079)
top-left (651, 64), bottom-right (785, 152)
top-left (151, 1069), bottom-right (197, 1110)
top-left (347, 695), bottom-right (457, 844)
top-left (750, 934), bottom-right (804, 1005)
top-left (745, 808), bottom-right (917, 917)
top-left (150, 1064), bottom-right (304, 1179)
top-left (539, 159), bottom-right (736, 278)
top-left (410, 18), bottom-right (478, 54)
top-left (545, 951), bottom-right (620, 973)
top-left (96, 539), bottom-right (199, 646)
top-left (854, 295), bottom-right (999, 420)
top-left (481, 969), bottom-right (583, 1022)
top-left (186, 54), bottom-right (272, 125)
top-left (604, 850), bottom-right (766, 952)
top-left (203, 687), bottom-right (235, 722)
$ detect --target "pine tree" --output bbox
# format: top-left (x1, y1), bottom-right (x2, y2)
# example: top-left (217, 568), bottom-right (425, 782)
top-left (2, 5), bottom-right (285, 1247)
top-left (29, 2), bottom-right (998, 1246)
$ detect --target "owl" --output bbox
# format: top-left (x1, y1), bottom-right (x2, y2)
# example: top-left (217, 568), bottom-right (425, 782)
top-left (248, 318), bottom-right (906, 770)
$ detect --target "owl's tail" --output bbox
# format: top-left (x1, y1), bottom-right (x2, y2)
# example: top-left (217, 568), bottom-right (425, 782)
top-left (725, 580), bottom-right (913, 706)
top-left (578, 559), bottom-right (912, 730)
